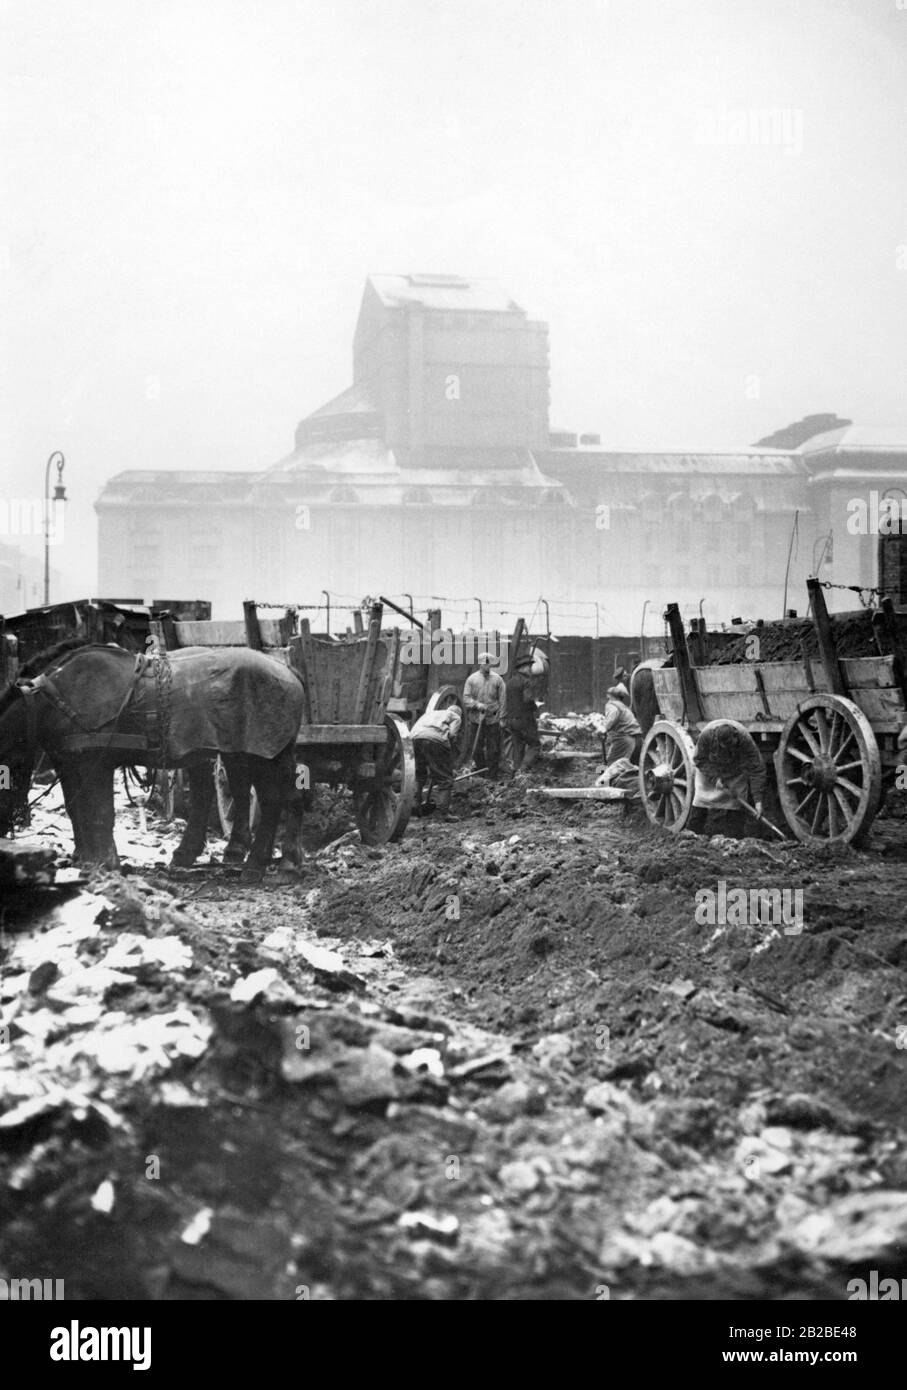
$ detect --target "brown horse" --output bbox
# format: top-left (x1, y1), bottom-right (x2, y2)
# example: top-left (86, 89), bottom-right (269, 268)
top-left (0, 641), bottom-right (305, 879)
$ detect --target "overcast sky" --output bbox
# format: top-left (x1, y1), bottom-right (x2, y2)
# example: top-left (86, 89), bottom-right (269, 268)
top-left (2, 0), bottom-right (906, 595)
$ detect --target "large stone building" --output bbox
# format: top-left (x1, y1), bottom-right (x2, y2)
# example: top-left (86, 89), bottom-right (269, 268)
top-left (96, 274), bottom-right (906, 634)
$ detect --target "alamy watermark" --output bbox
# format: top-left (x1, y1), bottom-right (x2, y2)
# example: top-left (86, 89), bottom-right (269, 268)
top-left (0, 498), bottom-right (65, 544)
top-left (695, 879), bottom-right (804, 934)
top-left (847, 1270), bottom-right (907, 1300)
top-left (399, 630), bottom-right (509, 674)
top-left (845, 490), bottom-right (905, 535)
top-left (695, 107), bottom-right (803, 156)
top-left (0, 1275), bottom-right (65, 1300)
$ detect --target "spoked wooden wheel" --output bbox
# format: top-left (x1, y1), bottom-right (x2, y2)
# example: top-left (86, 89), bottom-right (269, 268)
top-left (354, 715), bottom-right (416, 844)
top-left (425, 685), bottom-right (467, 766)
top-left (775, 695), bottom-right (882, 845)
top-left (215, 755), bottom-right (260, 837)
top-left (639, 720), bottom-right (696, 831)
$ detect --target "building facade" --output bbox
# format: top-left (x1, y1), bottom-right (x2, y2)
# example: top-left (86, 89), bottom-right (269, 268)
top-left (96, 274), bottom-right (907, 635)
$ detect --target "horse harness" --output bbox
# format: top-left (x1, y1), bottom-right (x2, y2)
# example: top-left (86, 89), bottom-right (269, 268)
top-left (18, 650), bottom-right (172, 767)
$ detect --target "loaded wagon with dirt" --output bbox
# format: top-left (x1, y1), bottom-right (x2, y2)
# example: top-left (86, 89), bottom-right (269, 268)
top-left (637, 579), bottom-right (907, 845)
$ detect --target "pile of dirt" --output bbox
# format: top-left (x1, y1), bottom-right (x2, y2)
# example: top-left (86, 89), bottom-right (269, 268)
top-left (314, 802), bottom-right (907, 1119)
top-left (709, 607), bottom-right (906, 665)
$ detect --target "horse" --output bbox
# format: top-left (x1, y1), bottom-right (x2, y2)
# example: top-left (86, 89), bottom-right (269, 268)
top-left (628, 657), bottom-right (667, 737)
top-left (0, 640), bottom-right (305, 880)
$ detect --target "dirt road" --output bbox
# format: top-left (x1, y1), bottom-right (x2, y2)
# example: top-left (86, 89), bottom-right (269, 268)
top-left (2, 776), bottom-right (906, 1300)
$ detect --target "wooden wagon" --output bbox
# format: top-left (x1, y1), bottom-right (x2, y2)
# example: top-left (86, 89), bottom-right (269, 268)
top-left (153, 600), bottom-right (417, 845)
top-left (287, 602), bottom-right (417, 843)
top-left (638, 579), bottom-right (907, 846)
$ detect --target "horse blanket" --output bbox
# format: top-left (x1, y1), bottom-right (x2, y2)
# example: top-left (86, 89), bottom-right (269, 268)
top-left (34, 645), bottom-right (304, 762)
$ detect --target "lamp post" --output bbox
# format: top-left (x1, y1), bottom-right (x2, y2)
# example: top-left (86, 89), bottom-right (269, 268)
top-left (640, 599), bottom-right (652, 662)
top-left (44, 451), bottom-right (66, 606)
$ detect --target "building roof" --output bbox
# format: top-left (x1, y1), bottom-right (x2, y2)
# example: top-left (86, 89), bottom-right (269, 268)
top-left (258, 440), bottom-right (569, 507)
top-left (538, 448), bottom-right (808, 477)
top-left (306, 382), bottom-right (379, 419)
top-left (366, 273), bottom-right (524, 314)
top-left (796, 425), bottom-right (907, 456)
top-left (95, 471), bottom-right (261, 508)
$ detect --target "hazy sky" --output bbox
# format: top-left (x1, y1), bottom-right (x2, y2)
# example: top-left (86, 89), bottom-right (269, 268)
top-left (2, 0), bottom-right (906, 595)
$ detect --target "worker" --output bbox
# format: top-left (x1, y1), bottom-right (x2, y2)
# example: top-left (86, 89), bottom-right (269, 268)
top-left (687, 719), bottom-right (766, 838)
top-left (611, 667), bottom-right (632, 704)
top-left (503, 653), bottom-right (542, 777)
top-left (599, 686), bottom-right (642, 768)
top-left (411, 704), bottom-right (462, 821)
top-left (462, 651), bottom-right (505, 778)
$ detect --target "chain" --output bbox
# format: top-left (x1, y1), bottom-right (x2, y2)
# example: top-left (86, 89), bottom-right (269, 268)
top-left (245, 600), bottom-right (302, 610)
top-left (818, 582), bottom-right (897, 609)
top-left (154, 649), bottom-right (172, 768)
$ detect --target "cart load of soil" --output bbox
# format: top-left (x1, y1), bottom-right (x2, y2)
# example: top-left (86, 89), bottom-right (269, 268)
top-left (707, 607), bottom-right (907, 666)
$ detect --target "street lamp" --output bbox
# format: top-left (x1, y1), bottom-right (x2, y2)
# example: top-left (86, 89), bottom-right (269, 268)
top-left (640, 598), bottom-right (652, 662)
top-left (44, 451), bottom-right (66, 606)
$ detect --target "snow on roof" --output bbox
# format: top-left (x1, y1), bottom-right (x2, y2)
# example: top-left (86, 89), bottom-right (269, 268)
top-left (796, 425), bottom-right (907, 455)
top-left (367, 273), bottom-right (524, 314)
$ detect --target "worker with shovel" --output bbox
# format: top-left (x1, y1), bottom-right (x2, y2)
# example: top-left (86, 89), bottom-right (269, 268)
top-left (687, 719), bottom-right (770, 838)
top-left (463, 651), bottom-right (505, 778)
top-left (411, 704), bottom-right (462, 822)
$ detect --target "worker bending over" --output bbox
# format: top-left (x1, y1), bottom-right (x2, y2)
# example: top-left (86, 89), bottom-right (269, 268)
top-left (599, 686), bottom-right (642, 767)
top-left (688, 719), bottom-right (766, 838)
top-left (462, 651), bottom-right (505, 778)
top-left (411, 705), bottom-right (462, 822)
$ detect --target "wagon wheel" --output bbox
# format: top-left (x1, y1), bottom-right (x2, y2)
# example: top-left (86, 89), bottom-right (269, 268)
top-left (775, 695), bottom-right (882, 845)
top-left (214, 755), bottom-right (260, 838)
top-left (425, 685), bottom-right (467, 766)
top-left (353, 714), bottom-right (416, 844)
top-left (638, 719), bottom-right (696, 832)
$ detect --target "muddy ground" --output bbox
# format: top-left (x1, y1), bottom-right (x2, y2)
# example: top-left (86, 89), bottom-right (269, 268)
top-left (2, 761), bottom-right (907, 1301)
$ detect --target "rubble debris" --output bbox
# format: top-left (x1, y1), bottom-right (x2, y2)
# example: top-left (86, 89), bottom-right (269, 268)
top-left (398, 1211), bottom-right (459, 1245)
top-left (90, 1179), bottom-right (116, 1214)
top-left (0, 838), bottom-right (56, 888)
top-left (1, 763), bottom-right (905, 1301)
top-left (181, 1208), bottom-right (214, 1246)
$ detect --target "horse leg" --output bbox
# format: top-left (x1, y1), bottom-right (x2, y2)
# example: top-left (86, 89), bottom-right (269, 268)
top-left (77, 761), bottom-right (119, 868)
top-left (172, 762), bottom-right (212, 867)
top-left (241, 752), bottom-right (286, 882)
top-left (280, 787), bottom-right (305, 870)
top-left (222, 754), bottom-right (253, 863)
top-left (279, 751), bottom-right (305, 871)
top-left (58, 764), bottom-right (87, 863)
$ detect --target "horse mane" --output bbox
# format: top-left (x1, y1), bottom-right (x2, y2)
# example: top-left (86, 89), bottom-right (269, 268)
top-left (18, 637), bottom-right (121, 680)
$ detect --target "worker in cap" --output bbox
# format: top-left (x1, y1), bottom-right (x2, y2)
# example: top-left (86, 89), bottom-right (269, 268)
top-left (502, 651), bottom-right (542, 777)
top-left (411, 704), bottom-right (462, 821)
top-left (612, 668), bottom-right (632, 704)
top-left (687, 718), bottom-right (766, 838)
top-left (462, 650), bottom-right (505, 778)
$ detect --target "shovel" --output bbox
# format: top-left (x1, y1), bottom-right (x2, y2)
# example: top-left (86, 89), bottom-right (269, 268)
top-left (467, 708), bottom-right (486, 766)
top-left (736, 796), bottom-right (788, 841)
